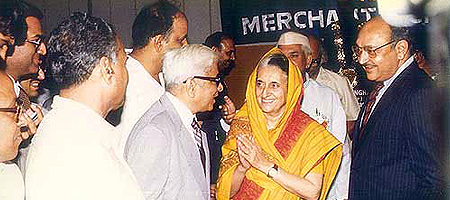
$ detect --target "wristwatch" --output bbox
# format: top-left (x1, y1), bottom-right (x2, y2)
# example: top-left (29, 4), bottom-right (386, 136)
top-left (266, 163), bottom-right (279, 179)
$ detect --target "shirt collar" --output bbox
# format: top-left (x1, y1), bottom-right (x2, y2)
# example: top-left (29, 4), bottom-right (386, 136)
top-left (383, 54), bottom-right (414, 87)
top-left (7, 74), bottom-right (20, 97)
top-left (166, 92), bottom-right (195, 130)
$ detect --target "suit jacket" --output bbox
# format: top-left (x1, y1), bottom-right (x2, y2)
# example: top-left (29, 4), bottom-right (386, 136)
top-left (124, 94), bottom-right (210, 200)
top-left (349, 61), bottom-right (446, 200)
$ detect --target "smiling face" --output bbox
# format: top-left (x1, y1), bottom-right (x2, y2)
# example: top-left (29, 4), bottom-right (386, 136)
top-left (6, 16), bottom-right (47, 81)
top-left (356, 17), bottom-right (401, 82)
top-left (256, 65), bottom-right (288, 118)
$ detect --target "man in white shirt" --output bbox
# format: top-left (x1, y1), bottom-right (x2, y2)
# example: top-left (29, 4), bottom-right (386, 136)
top-left (307, 34), bottom-right (360, 135)
top-left (25, 12), bottom-right (144, 200)
top-left (124, 44), bottom-right (223, 200)
top-left (277, 31), bottom-right (350, 200)
top-left (115, 1), bottom-right (188, 155)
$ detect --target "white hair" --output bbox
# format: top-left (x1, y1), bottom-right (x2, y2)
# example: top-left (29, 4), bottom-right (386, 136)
top-left (162, 44), bottom-right (219, 91)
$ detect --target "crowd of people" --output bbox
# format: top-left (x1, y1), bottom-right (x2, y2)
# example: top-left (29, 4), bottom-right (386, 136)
top-left (0, 0), bottom-right (447, 200)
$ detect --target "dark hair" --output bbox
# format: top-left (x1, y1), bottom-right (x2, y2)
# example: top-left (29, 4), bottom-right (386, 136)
top-left (0, 0), bottom-right (43, 46)
top-left (46, 12), bottom-right (118, 90)
top-left (203, 31), bottom-right (234, 49)
top-left (259, 53), bottom-right (289, 76)
top-left (389, 25), bottom-right (413, 53)
top-left (132, 0), bottom-right (181, 49)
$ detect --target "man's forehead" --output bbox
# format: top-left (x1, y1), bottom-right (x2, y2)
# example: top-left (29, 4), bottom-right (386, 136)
top-left (279, 44), bottom-right (301, 53)
top-left (26, 16), bottom-right (43, 37)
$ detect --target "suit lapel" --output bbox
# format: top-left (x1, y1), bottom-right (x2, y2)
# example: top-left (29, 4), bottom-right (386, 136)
top-left (354, 62), bottom-right (417, 154)
top-left (160, 94), bottom-right (208, 192)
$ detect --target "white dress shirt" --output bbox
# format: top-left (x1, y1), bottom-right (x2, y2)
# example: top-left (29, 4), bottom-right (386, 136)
top-left (0, 163), bottom-right (24, 200)
top-left (7, 74), bottom-right (20, 97)
top-left (26, 96), bottom-right (145, 200)
top-left (302, 75), bottom-right (350, 200)
top-left (116, 56), bottom-right (165, 156)
top-left (316, 67), bottom-right (360, 121)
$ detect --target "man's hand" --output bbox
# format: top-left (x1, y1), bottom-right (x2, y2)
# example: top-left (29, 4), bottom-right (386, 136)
top-left (219, 96), bottom-right (236, 124)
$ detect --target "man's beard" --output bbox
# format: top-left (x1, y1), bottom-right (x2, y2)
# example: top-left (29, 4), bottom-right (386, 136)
top-left (218, 60), bottom-right (235, 78)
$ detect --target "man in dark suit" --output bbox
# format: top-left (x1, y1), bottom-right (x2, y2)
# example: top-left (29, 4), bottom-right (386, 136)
top-left (349, 16), bottom-right (447, 199)
top-left (197, 31), bottom-right (237, 199)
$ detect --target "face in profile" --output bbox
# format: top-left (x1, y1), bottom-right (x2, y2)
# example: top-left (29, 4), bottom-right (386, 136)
top-left (163, 12), bottom-right (188, 51)
top-left (6, 17), bottom-right (47, 80)
top-left (195, 60), bottom-right (223, 112)
top-left (111, 37), bottom-right (129, 109)
top-left (256, 65), bottom-right (288, 118)
top-left (0, 81), bottom-right (21, 162)
top-left (218, 38), bottom-right (236, 74)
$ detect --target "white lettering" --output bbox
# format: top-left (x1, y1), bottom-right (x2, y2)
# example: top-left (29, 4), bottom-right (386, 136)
top-left (277, 12), bottom-right (292, 30)
top-left (308, 10), bottom-right (324, 28)
top-left (326, 10), bottom-right (339, 26)
top-left (242, 16), bottom-right (260, 35)
top-left (294, 11), bottom-right (307, 29)
top-left (262, 14), bottom-right (276, 32)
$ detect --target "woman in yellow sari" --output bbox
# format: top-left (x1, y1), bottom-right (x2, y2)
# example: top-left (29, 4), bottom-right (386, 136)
top-left (216, 47), bottom-right (342, 200)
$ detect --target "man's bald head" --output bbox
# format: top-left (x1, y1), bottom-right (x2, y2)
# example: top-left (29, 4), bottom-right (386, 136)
top-left (355, 16), bottom-right (412, 82)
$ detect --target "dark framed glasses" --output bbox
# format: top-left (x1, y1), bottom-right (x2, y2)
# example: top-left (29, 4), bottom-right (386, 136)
top-left (184, 76), bottom-right (224, 86)
top-left (0, 98), bottom-right (23, 123)
top-left (352, 40), bottom-right (397, 59)
top-left (25, 35), bottom-right (44, 52)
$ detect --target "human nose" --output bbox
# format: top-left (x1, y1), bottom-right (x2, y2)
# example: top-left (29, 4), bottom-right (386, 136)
top-left (37, 42), bottom-right (46, 56)
top-left (358, 50), bottom-right (370, 65)
top-left (230, 52), bottom-right (236, 61)
top-left (37, 67), bottom-right (45, 80)
top-left (217, 82), bottom-right (224, 92)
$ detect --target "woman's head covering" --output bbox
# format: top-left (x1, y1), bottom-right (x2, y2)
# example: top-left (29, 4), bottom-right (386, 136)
top-left (235, 47), bottom-right (303, 161)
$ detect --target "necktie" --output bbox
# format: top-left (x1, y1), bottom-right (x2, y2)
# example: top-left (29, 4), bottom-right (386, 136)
top-left (359, 82), bottom-right (384, 139)
top-left (17, 87), bottom-right (31, 110)
top-left (191, 118), bottom-right (206, 175)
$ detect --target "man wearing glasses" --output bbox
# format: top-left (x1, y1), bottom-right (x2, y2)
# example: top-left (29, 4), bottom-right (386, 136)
top-left (0, 72), bottom-right (39, 200)
top-left (0, 0), bottom-right (45, 126)
top-left (124, 44), bottom-right (223, 200)
top-left (349, 16), bottom-right (446, 199)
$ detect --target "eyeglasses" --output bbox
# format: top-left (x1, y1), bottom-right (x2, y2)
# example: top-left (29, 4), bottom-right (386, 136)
top-left (25, 36), bottom-right (44, 51)
top-left (0, 98), bottom-right (24, 123)
top-left (352, 40), bottom-right (397, 59)
top-left (184, 76), bottom-right (224, 86)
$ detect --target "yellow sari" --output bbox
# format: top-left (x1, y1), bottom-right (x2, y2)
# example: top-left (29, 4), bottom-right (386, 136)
top-left (217, 47), bottom-right (342, 200)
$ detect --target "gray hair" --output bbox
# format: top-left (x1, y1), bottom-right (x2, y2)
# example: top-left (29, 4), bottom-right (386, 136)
top-left (162, 44), bottom-right (219, 91)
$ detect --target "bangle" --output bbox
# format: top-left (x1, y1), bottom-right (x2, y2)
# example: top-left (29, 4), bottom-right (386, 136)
top-left (266, 163), bottom-right (279, 179)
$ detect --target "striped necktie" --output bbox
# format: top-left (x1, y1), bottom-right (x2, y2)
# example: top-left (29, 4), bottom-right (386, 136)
top-left (359, 82), bottom-right (384, 139)
top-left (191, 118), bottom-right (206, 175)
top-left (17, 87), bottom-right (31, 110)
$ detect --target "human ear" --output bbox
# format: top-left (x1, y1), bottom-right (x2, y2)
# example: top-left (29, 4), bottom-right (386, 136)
top-left (186, 78), bottom-right (197, 98)
top-left (305, 54), bottom-right (313, 69)
top-left (395, 40), bottom-right (409, 60)
top-left (99, 57), bottom-right (114, 85)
